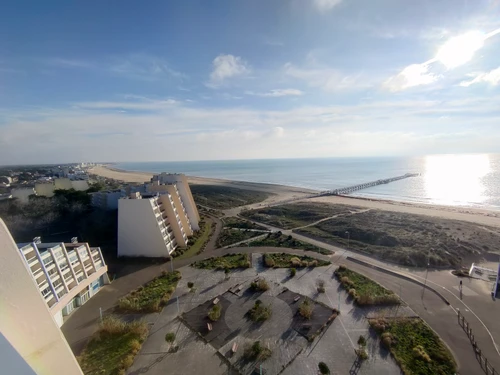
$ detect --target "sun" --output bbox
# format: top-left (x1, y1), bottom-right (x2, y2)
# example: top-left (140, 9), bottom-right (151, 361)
top-left (436, 31), bottom-right (485, 69)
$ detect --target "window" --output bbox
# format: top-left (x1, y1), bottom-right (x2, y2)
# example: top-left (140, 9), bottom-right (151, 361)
top-left (41, 286), bottom-right (52, 297)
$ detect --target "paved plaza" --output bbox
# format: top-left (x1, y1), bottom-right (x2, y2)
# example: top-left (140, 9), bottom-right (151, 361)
top-left (126, 253), bottom-right (417, 375)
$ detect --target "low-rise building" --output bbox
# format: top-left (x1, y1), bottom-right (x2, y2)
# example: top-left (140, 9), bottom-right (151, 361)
top-left (11, 187), bottom-right (36, 203)
top-left (90, 189), bottom-right (124, 210)
top-left (17, 238), bottom-right (110, 327)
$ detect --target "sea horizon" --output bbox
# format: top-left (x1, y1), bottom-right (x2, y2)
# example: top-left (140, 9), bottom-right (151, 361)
top-left (111, 154), bottom-right (500, 211)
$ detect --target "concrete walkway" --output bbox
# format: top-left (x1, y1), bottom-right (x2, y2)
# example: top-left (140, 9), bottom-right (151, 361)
top-left (61, 247), bottom-right (330, 355)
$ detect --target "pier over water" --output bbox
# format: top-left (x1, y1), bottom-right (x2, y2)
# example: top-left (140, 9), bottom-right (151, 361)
top-left (320, 173), bottom-right (419, 196)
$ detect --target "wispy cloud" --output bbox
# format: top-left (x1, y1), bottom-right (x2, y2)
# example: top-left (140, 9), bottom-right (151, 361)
top-left (313, 0), bottom-right (342, 12)
top-left (109, 54), bottom-right (187, 81)
top-left (45, 58), bottom-right (95, 69)
top-left (207, 54), bottom-right (250, 88)
top-left (44, 54), bottom-right (186, 81)
top-left (460, 67), bottom-right (500, 87)
top-left (284, 63), bottom-right (369, 92)
top-left (245, 89), bottom-right (303, 97)
top-left (383, 63), bottom-right (439, 92)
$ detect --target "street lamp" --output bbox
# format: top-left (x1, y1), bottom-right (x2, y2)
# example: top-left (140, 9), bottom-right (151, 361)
top-left (422, 248), bottom-right (434, 299)
top-left (345, 231), bottom-right (350, 249)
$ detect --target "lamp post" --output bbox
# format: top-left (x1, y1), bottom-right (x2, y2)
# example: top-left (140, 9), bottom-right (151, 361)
top-left (345, 231), bottom-right (350, 249)
top-left (422, 248), bottom-right (434, 299)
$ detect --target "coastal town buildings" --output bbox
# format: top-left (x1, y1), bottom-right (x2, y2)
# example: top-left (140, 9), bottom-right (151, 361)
top-left (0, 220), bottom-right (84, 375)
top-left (118, 176), bottom-right (198, 257)
top-left (17, 237), bottom-right (109, 327)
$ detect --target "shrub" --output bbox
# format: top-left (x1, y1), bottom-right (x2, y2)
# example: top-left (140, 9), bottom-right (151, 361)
top-left (299, 298), bottom-right (313, 319)
top-left (309, 259), bottom-right (318, 267)
top-left (243, 341), bottom-right (272, 361)
top-left (165, 332), bottom-right (176, 343)
top-left (290, 267), bottom-right (296, 277)
top-left (316, 279), bottom-right (325, 293)
top-left (187, 281), bottom-right (194, 289)
top-left (301, 260), bottom-right (309, 267)
top-left (129, 340), bottom-right (142, 355)
top-left (265, 257), bottom-right (275, 267)
top-left (251, 279), bottom-right (270, 292)
top-left (381, 332), bottom-right (393, 347)
top-left (356, 348), bottom-right (368, 360)
top-left (318, 362), bottom-right (330, 374)
top-left (248, 300), bottom-right (272, 322)
top-left (348, 288), bottom-right (357, 298)
top-left (290, 257), bottom-right (302, 266)
top-left (357, 335), bottom-right (366, 347)
top-left (413, 345), bottom-right (432, 363)
top-left (208, 304), bottom-right (222, 321)
top-left (99, 316), bottom-right (126, 335)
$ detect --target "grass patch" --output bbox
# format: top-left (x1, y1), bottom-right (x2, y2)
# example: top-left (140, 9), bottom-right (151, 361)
top-left (117, 271), bottom-right (181, 313)
top-left (190, 184), bottom-right (270, 209)
top-left (191, 253), bottom-right (251, 270)
top-left (263, 253), bottom-right (330, 268)
top-left (173, 218), bottom-right (214, 259)
top-left (335, 266), bottom-right (399, 305)
top-left (249, 232), bottom-right (332, 254)
top-left (216, 228), bottom-right (264, 247)
top-left (240, 202), bottom-right (356, 229)
top-left (369, 317), bottom-right (457, 375)
top-left (78, 316), bottom-right (148, 375)
top-left (223, 216), bottom-right (267, 230)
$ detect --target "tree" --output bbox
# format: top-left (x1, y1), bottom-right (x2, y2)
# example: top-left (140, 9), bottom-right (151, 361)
top-left (165, 332), bottom-right (176, 343)
top-left (208, 304), bottom-right (222, 321)
top-left (318, 362), bottom-right (330, 374)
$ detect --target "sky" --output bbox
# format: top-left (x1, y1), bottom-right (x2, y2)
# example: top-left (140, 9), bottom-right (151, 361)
top-left (1, 0), bottom-right (500, 164)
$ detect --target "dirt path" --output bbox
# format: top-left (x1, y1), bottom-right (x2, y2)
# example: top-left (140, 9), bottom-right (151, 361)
top-left (203, 214), bottom-right (223, 252)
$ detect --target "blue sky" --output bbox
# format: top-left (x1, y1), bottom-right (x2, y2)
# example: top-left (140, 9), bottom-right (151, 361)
top-left (1, 0), bottom-right (500, 164)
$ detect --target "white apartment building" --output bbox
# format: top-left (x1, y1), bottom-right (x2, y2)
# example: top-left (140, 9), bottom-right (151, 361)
top-left (0, 220), bottom-right (84, 375)
top-left (118, 187), bottom-right (196, 257)
top-left (150, 173), bottom-right (200, 230)
top-left (17, 238), bottom-right (110, 327)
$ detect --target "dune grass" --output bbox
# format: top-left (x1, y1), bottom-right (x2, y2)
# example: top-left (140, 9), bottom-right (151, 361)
top-left (78, 316), bottom-right (148, 375)
top-left (191, 253), bottom-right (251, 270)
top-left (369, 317), bottom-right (457, 375)
top-left (117, 271), bottom-right (181, 313)
top-left (335, 265), bottom-right (399, 305)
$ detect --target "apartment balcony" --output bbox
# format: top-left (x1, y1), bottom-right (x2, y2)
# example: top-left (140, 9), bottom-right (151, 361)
top-left (26, 255), bottom-right (39, 267)
top-left (32, 266), bottom-right (44, 279)
top-left (38, 279), bottom-right (49, 290)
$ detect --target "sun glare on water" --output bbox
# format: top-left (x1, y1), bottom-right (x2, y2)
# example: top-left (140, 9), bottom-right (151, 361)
top-left (424, 154), bottom-right (491, 206)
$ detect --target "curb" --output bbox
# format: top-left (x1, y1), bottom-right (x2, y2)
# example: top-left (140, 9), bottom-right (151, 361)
top-left (345, 256), bottom-right (451, 305)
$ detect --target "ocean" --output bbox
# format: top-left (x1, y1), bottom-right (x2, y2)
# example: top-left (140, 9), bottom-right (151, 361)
top-left (114, 154), bottom-right (500, 211)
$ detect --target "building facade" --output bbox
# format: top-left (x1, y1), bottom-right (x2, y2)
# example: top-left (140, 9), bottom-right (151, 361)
top-left (90, 189), bottom-right (124, 210)
top-left (17, 239), bottom-right (110, 327)
top-left (150, 173), bottom-right (200, 230)
top-left (0, 220), bottom-right (84, 375)
top-left (118, 188), bottom-right (195, 257)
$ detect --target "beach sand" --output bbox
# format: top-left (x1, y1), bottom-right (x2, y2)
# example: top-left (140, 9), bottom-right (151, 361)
top-left (89, 165), bottom-right (500, 228)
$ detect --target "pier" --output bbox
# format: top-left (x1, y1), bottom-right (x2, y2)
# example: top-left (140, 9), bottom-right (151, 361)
top-left (320, 173), bottom-right (419, 196)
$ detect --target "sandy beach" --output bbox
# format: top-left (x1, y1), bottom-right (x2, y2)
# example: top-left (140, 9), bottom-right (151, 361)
top-left (89, 165), bottom-right (500, 228)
